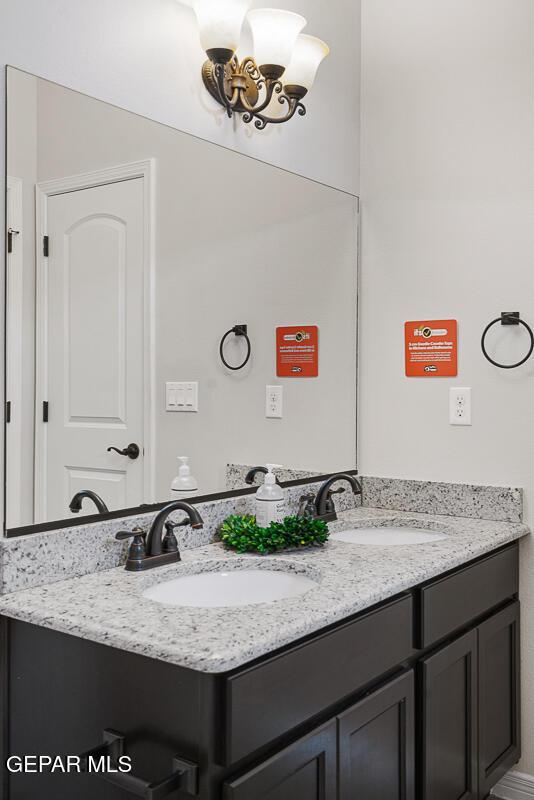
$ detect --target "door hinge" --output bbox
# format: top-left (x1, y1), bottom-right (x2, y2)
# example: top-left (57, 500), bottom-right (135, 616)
top-left (7, 228), bottom-right (20, 255)
top-left (5, 401), bottom-right (11, 424)
top-left (43, 235), bottom-right (49, 258)
top-left (43, 401), bottom-right (49, 423)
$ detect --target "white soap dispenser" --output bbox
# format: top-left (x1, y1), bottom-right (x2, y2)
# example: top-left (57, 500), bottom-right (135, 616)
top-left (255, 464), bottom-right (286, 528)
top-left (171, 457), bottom-right (199, 498)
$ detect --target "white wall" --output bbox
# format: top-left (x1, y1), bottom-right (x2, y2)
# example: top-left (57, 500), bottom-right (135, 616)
top-left (359, 0), bottom-right (534, 774)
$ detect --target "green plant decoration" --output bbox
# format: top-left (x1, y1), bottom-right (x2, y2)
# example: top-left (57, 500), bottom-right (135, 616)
top-left (219, 514), bottom-right (329, 555)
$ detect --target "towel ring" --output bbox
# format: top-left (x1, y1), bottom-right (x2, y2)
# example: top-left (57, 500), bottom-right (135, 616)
top-left (481, 312), bottom-right (534, 369)
top-left (219, 324), bottom-right (251, 371)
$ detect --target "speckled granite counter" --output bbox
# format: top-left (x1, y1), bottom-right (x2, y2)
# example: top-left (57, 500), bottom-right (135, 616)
top-left (0, 507), bottom-right (528, 673)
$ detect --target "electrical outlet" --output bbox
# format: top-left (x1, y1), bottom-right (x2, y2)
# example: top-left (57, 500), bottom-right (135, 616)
top-left (266, 385), bottom-right (283, 419)
top-left (449, 387), bottom-right (472, 426)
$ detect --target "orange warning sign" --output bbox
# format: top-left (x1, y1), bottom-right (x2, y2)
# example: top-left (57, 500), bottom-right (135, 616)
top-left (405, 320), bottom-right (458, 377)
top-left (277, 326), bottom-right (319, 377)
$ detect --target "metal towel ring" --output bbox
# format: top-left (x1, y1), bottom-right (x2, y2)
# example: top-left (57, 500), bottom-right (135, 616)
top-left (481, 312), bottom-right (534, 369)
top-left (219, 324), bottom-right (251, 371)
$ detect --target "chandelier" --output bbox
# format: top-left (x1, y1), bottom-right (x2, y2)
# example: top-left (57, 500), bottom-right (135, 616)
top-left (192, 2), bottom-right (330, 130)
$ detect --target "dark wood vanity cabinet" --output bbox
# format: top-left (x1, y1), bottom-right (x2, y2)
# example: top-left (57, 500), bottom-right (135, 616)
top-left (337, 671), bottom-right (415, 800)
top-left (421, 629), bottom-right (479, 800)
top-left (478, 602), bottom-right (521, 797)
top-left (223, 721), bottom-right (337, 800)
top-left (421, 601), bottom-right (520, 800)
top-left (1, 543), bottom-right (521, 800)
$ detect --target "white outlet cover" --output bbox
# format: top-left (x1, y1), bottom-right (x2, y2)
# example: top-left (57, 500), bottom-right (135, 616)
top-left (449, 387), bottom-right (472, 426)
top-left (266, 385), bottom-right (283, 419)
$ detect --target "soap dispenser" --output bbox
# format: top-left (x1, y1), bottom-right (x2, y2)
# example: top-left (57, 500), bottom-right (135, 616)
top-left (171, 457), bottom-right (199, 498)
top-left (255, 464), bottom-right (286, 527)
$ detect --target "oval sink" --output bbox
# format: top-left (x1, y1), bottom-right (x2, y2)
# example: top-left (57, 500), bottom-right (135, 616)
top-left (142, 569), bottom-right (318, 608)
top-left (331, 527), bottom-right (448, 546)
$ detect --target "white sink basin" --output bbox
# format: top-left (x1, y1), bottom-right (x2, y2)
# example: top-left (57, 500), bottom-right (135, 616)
top-left (143, 569), bottom-right (318, 608)
top-left (332, 527), bottom-right (448, 546)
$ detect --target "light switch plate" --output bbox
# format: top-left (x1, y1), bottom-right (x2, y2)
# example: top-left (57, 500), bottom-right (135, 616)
top-left (449, 387), bottom-right (471, 426)
top-left (166, 382), bottom-right (198, 412)
top-left (266, 385), bottom-right (283, 419)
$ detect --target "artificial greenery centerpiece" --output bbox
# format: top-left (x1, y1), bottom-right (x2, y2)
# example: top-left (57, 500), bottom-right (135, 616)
top-left (220, 514), bottom-right (329, 555)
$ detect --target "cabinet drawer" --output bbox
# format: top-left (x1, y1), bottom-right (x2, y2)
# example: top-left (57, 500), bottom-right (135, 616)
top-left (223, 594), bottom-right (414, 765)
top-left (418, 543), bottom-right (519, 648)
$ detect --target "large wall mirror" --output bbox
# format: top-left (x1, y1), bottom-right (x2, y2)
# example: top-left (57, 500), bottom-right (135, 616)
top-left (5, 66), bottom-right (359, 534)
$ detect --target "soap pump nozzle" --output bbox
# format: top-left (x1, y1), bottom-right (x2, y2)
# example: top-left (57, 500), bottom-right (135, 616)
top-left (264, 464), bottom-right (283, 485)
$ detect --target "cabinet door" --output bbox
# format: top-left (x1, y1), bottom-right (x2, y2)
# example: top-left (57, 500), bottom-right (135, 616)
top-left (338, 670), bottom-right (415, 800)
top-left (223, 720), bottom-right (336, 800)
top-left (421, 630), bottom-right (478, 800)
top-left (478, 602), bottom-right (521, 797)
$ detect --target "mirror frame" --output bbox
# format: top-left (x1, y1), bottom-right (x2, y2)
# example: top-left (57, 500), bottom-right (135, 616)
top-left (3, 65), bottom-right (360, 538)
top-left (5, 470), bottom-right (361, 538)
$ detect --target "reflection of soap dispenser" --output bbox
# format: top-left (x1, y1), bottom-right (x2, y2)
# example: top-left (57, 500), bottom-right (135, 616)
top-left (255, 464), bottom-right (286, 528)
top-left (171, 457), bottom-right (198, 498)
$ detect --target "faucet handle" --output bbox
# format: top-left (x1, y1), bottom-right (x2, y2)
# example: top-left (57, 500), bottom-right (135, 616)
top-left (115, 527), bottom-right (146, 541)
top-left (115, 528), bottom-right (147, 568)
top-left (162, 521), bottom-right (181, 556)
top-left (325, 487), bottom-right (345, 514)
top-left (298, 494), bottom-right (317, 518)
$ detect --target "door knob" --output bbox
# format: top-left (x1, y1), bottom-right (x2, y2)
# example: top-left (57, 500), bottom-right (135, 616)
top-left (107, 443), bottom-right (141, 460)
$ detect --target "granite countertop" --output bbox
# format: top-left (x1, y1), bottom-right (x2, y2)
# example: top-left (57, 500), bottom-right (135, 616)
top-left (0, 507), bottom-right (529, 674)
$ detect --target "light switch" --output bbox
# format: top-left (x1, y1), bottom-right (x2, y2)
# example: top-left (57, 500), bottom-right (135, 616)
top-left (266, 385), bottom-right (283, 419)
top-left (166, 382), bottom-right (198, 412)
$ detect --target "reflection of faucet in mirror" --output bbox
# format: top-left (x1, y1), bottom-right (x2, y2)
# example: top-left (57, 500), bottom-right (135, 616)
top-left (69, 491), bottom-right (109, 515)
top-left (245, 467), bottom-right (281, 486)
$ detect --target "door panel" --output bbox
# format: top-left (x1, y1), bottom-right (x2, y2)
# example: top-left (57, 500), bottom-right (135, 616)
top-left (223, 721), bottom-right (336, 800)
top-left (39, 178), bottom-right (145, 521)
top-left (65, 467), bottom-right (127, 512)
top-left (65, 216), bottom-right (127, 424)
top-left (338, 670), bottom-right (415, 800)
top-left (421, 630), bottom-right (478, 800)
top-left (478, 602), bottom-right (521, 797)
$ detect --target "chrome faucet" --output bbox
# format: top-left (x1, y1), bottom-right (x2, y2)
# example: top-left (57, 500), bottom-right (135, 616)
top-left (69, 490), bottom-right (109, 515)
top-left (116, 501), bottom-right (204, 572)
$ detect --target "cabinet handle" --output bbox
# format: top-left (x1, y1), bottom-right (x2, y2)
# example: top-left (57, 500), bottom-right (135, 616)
top-left (79, 729), bottom-right (198, 798)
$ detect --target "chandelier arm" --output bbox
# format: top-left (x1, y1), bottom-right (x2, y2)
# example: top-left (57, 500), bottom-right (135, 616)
top-left (243, 96), bottom-right (307, 130)
top-left (239, 78), bottom-right (283, 116)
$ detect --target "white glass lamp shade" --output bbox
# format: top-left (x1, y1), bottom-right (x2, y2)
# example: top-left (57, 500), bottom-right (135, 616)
top-left (283, 34), bottom-right (330, 92)
top-left (194, 0), bottom-right (252, 55)
top-left (247, 8), bottom-right (307, 70)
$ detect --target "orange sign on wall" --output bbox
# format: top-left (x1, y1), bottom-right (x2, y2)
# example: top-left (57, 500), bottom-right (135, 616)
top-left (405, 320), bottom-right (458, 377)
top-left (277, 326), bottom-right (319, 377)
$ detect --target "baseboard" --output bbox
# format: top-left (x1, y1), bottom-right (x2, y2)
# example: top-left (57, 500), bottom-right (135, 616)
top-left (492, 771), bottom-right (534, 800)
